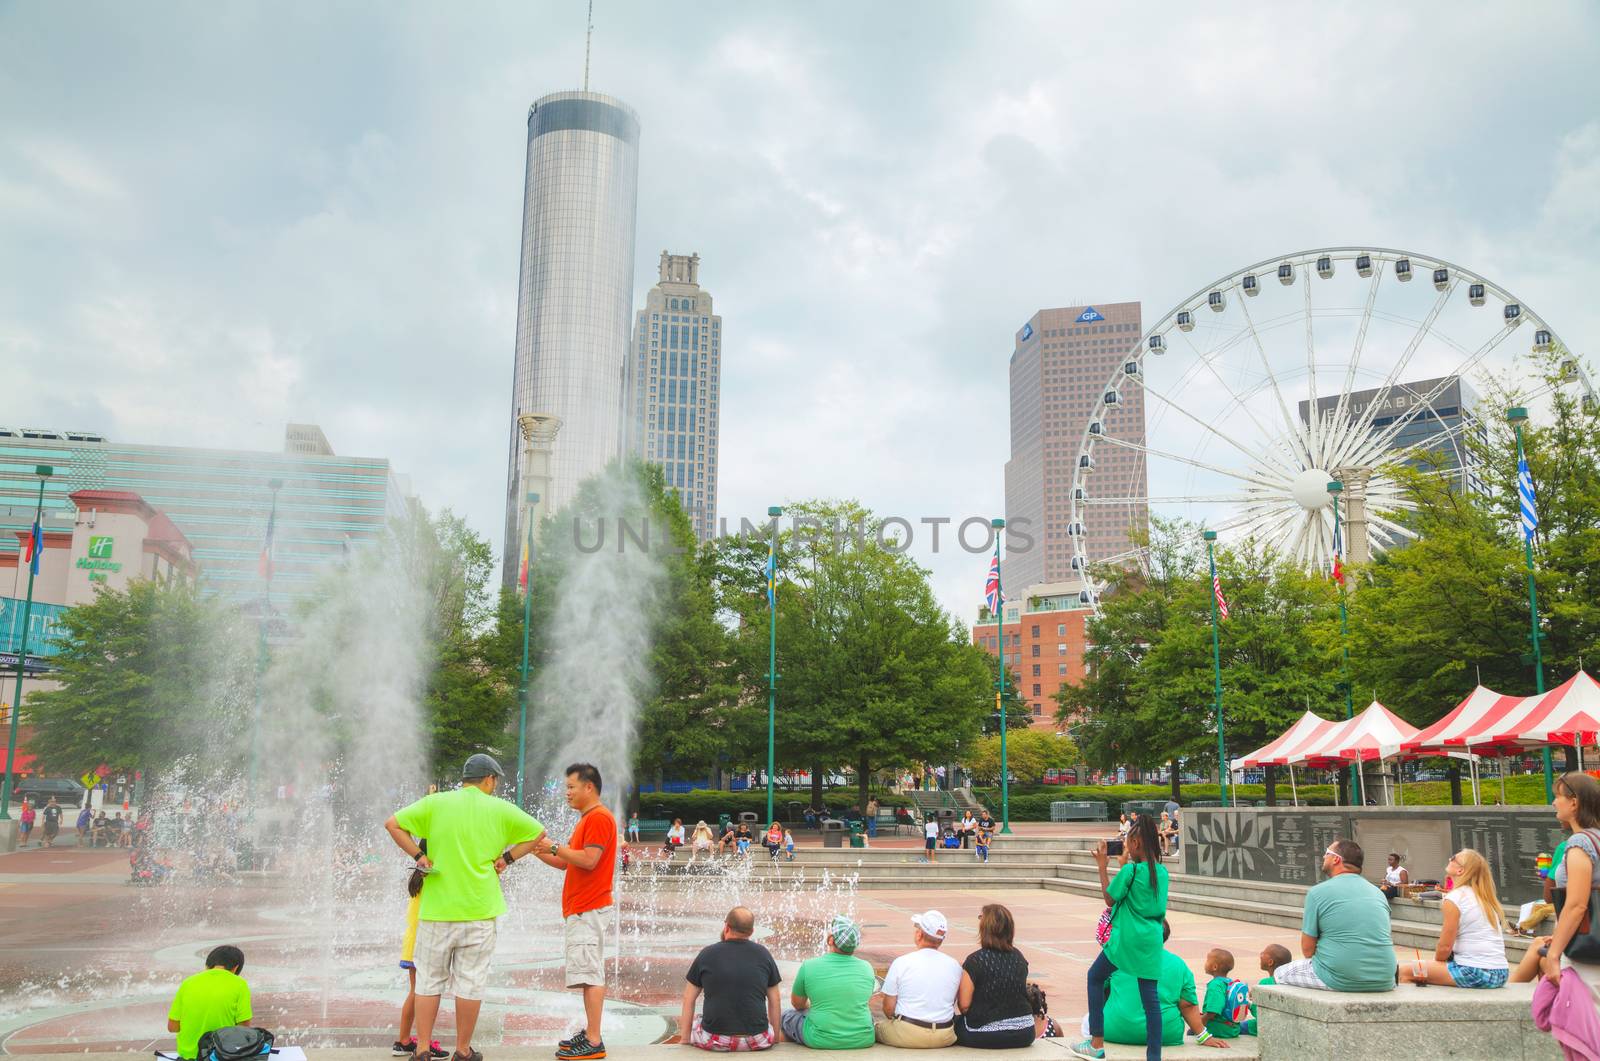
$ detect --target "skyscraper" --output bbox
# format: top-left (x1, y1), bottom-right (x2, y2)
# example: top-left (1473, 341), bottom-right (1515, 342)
top-left (1004, 302), bottom-right (1147, 590)
top-left (502, 91), bottom-right (641, 588)
top-left (1298, 374), bottom-right (1484, 494)
top-left (624, 252), bottom-right (722, 541)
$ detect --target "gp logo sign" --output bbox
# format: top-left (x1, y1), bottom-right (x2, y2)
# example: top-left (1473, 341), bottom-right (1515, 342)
top-left (1076, 307), bottom-right (1105, 323)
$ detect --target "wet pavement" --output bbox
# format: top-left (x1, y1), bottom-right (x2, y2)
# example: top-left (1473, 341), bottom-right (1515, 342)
top-left (0, 842), bottom-right (1300, 1055)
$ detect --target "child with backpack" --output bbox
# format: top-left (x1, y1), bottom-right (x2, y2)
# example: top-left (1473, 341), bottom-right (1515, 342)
top-left (167, 945), bottom-right (252, 1059)
top-left (393, 842), bottom-right (446, 1058)
top-left (1198, 948), bottom-right (1253, 1039)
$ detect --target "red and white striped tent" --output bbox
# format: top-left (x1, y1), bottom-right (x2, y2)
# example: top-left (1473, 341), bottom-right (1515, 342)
top-left (1402, 686), bottom-right (1521, 754)
top-left (1288, 701), bottom-right (1420, 766)
top-left (1231, 711), bottom-right (1338, 770)
top-left (1491, 672), bottom-right (1600, 750)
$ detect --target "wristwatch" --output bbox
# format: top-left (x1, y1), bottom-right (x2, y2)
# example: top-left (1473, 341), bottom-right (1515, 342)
top-left (502, 849), bottom-right (515, 865)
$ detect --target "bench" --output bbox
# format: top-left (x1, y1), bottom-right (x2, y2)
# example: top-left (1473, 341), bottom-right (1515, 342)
top-left (1050, 800), bottom-right (1108, 821)
top-left (1254, 981), bottom-right (1558, 1060)
top-left (630, 818), bottom-right (672, 839)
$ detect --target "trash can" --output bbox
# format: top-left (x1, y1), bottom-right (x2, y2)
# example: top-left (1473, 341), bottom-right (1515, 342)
top-left (821, 819), bottom-right (846, 848)
top-left (849, 820), bottom-right (866, 848)
top-left (738, 811), bottom-right (759, 826)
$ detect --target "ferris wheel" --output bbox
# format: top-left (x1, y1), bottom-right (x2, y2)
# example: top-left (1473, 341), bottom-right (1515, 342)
top-left (1071, 247), bottom-right (1571, 598)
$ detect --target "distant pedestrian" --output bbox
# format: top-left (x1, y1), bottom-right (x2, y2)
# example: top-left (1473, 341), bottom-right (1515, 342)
top-left (959, 811), bottom-right (977, 850)
top-left (626, 812), bottom-right (641, 844)
top-left (76, 804), bottom-right (92, 844)
top-left (865, 797), bottom-right (879, 839)
top-left (667, 818), bottom-right (685, 852)
top-left (690, 821), bottom-right (715, 863)
top-left (783, 829), bottom-right (796, 862)
top-left (41, 797), bottom-right (62, 848)
top-left (529, 763), bottom-right (616, 1060)
top-left (924, 817), bottom-right (939, 864)
top-left (18, 798), bottom-right (33, 846)
top-left (764, 821), bottom-right (784, 861)
top-left (975, 822), bottom-right (992, 865)
top-left (1379, 852), bottom-right (1409, 900)
top-left (384, 753), bottom-right (549, 1061)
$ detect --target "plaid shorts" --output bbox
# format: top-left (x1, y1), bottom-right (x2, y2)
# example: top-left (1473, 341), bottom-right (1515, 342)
top-left (1272, 958), bottom-right (1329, 990)
top-left (1447, 961), bottom-right (1509, 989)
top-left (690, 1019), bottom-right (775, 1052)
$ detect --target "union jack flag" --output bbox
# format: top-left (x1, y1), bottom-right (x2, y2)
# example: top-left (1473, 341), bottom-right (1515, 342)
top-left (1213, 571), bottom-right (1230, 620)
top-left (1330, 513), bottom-right (1345, 585)
top-left (984, 548), bottom-right (1002, 614)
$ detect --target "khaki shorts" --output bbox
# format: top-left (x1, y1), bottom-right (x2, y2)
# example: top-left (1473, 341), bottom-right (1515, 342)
top-left (414, 918), bottom-right (497, 999)
top-left (564, 907), bottom-right (609, 987)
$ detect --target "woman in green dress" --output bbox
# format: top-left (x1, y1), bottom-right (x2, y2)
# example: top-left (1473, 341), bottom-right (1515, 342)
top-left (1072, 814), bottom-right (1169, 1061)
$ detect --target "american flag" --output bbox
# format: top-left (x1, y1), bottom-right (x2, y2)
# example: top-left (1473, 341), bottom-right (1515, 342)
top-left (1213, 571), bottom-right (1230, 620)
top-left (984, 549), bottom-right (1002, 613)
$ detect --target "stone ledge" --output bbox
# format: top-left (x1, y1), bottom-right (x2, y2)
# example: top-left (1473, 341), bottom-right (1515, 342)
top-left (44, 1043), bottom-right (1259, 1061)
top-left (1255, 982), bottom-right (1558, 1060)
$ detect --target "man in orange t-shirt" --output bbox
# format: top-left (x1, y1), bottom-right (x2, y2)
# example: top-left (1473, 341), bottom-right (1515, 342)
top-left (533, 762), bottom-right (616, 1060)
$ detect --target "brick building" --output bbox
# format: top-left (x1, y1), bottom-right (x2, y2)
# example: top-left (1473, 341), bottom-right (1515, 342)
top-left (971, 581), bottom-right (1092, 729)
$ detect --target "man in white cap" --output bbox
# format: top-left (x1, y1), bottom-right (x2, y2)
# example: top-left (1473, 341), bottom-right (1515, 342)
top-left (874, 910), bottom-right (961, 1048)
top-left (384, 753), bottom-right (549, 1061)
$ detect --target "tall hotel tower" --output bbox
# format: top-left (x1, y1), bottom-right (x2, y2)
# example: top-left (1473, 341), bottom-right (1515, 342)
top-left (1004, 302), bottom-right (1148, 590)
top-left (624, 252), bottom-right (722, 542)
top-left (502, 91), bottom-right (641, 588)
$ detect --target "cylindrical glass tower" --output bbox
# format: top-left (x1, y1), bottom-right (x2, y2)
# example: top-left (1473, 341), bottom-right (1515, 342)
top-left (502, 91), bottom-right (641, 588)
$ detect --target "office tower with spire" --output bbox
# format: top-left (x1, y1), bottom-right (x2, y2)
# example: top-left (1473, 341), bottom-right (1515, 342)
top-left (625, 252), bottom-right (722, 542)
top-left (501, 90), bottom-right (641, 589)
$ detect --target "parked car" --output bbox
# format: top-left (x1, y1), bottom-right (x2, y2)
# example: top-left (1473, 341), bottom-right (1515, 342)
top-left (13, 777), bottom-right (87, 807)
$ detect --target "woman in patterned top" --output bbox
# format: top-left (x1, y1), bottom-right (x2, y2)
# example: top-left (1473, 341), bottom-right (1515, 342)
top-left (954, 904), bottom-right (1034, 1048)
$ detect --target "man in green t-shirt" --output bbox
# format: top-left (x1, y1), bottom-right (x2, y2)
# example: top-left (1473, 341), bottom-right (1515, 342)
top-left (166, 945), bottom-right (252, 1059)
top-left (385, 753), bottom-right (548, 1061)
top-left (780, 916), bottom-right (875, 1049)
top-left (1274, 838), bottom-right (1395, 992)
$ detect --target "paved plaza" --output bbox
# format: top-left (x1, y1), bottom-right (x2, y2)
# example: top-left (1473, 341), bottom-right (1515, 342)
top-left (1, 835), bottom-right (1299, 1057)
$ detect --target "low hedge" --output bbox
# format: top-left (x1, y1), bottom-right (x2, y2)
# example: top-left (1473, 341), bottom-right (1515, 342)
top-left (971, 783), bottom-right (1340, 820)
top-left (629, 787), bottom-right (914, 824)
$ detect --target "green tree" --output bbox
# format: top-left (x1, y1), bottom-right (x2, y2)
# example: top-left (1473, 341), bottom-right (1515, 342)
top-left (960, 728), bottom-right (1078, 786)
top-left (24, 579), bottom-right (251, 775)
top-left (715, 500), bottom-right (993, 810)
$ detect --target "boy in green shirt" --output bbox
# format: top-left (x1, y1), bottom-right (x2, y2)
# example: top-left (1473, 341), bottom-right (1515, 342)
top-left (1199, 949), bottom-right (1244, 1039)
top-left (1248, 943), bottom-right (1291, 1034)
top-left (167, 945), bottom-right (252, 1059)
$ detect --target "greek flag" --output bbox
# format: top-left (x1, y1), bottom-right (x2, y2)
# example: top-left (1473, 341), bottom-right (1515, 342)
top-left (1518, 456), bottom-right (1538, 542)
top-left (766, 539), bottom-right (776, 609)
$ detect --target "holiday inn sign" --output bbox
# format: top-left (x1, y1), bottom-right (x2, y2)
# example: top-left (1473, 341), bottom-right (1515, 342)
top-left (76, 535), bottom-right (122, 581)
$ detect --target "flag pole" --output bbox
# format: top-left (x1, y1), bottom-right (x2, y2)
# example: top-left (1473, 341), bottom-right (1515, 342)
top-left (1204, 530), bottom-right (1228, 807)
top-left (1508, 407), bottom-right (1552, 802)
top-left (1, 466), bottom-right (52, 822)
top-left (515, 494), bottom-right (537, 809)
top-left (991, 518), bottom-right (1011, 833)
top-left (1327, 480), bottom-right (1358, 804)
top-left (765, 506), bottom-right (782, 826)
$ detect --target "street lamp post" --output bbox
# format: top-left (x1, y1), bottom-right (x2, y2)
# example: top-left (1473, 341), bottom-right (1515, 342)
top-left (1, 465), bottom-right (52, 821)
top-left (765, 505), bottom-right (782, 825)
top-left (1327, 481), bottom-right (1358, 803)
top-left (1203, 530), bottom-right (1228, 807)
top-left (1508, 407), bottom-right (1553, 802)
top-left (992, 517), bottom-right (1011, 834)
top-left (248, 478), bottom-right (283, 807)
top-left (516, 492), bottom-right (538, 808)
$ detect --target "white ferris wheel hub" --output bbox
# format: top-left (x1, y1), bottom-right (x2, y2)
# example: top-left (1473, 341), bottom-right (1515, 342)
top-left (1290, 469), bottom-right (1335, 512)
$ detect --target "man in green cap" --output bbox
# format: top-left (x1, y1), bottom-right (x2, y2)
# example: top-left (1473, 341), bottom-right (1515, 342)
top-left (780, 915), bottom-right (875, 1049)
top-left (384, 753), bottom-right (548, 1061)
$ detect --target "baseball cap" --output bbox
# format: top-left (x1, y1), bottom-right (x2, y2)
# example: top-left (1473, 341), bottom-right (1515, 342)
top-left (829, 915), bottom-right (861, 954)
top-left (461, 753), bottom-right (505, 780)
top-left (911, 910), bottom-right (948, 939)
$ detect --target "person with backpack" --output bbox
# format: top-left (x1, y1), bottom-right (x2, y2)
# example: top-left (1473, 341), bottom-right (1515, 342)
top-left (166, 945), bottom-right (252, 1060)
top-left (1072, 815), bottom-right (1169, 1061)
top-left (1198, 949), bottom-right (1251, 1039)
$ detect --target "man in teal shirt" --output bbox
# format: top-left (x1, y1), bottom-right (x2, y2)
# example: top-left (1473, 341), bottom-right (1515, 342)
top-left (780, 916), bottom-right (875, 1048)
top-left (1274, 838), bottom-right (1395, 992)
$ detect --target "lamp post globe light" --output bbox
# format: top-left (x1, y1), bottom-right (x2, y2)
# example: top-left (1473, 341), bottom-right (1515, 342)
top-left (991, 516), bottom-right (1012, 833)
top-left (765, 505), bottom-right (782, 825)
top-left (1507, 406), bottom-right (1554, 802)
top-left (2, 465), bottom-right (53, 822)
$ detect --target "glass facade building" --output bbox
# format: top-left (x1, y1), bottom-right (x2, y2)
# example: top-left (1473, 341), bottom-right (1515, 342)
top-left (1004, 302), bottom-right (1148, 591)
top-left (624, 252), bottom-right (721, 542)
top-left (502, 91), bottom-right (641, 588)
top-left (1298, 374), bottom-right (1484, 494)
top-left (0, 426), bottom-right (411, 608)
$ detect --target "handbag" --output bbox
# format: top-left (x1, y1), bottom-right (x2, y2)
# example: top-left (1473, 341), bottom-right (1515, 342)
top-left (1095, 899), bottom-right (1119, 946)
top-left (1552, 828), bottom-right (1600, 962)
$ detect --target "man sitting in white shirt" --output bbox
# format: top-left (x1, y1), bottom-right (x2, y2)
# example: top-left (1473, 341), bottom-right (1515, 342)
top-left (875, 911), bottom-right (962, 1048)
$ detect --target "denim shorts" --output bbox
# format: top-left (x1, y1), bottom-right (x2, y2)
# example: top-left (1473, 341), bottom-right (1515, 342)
top-left (1446, 961), bottom-right (1508, 989)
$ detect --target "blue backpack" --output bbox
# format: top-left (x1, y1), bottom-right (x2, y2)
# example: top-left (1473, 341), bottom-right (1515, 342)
top-left (1222, 979), bottom-right (1252, 1025)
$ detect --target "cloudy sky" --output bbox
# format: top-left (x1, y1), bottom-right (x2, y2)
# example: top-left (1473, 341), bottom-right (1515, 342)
top-left (2, 2), bottom-right (1596, 619)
